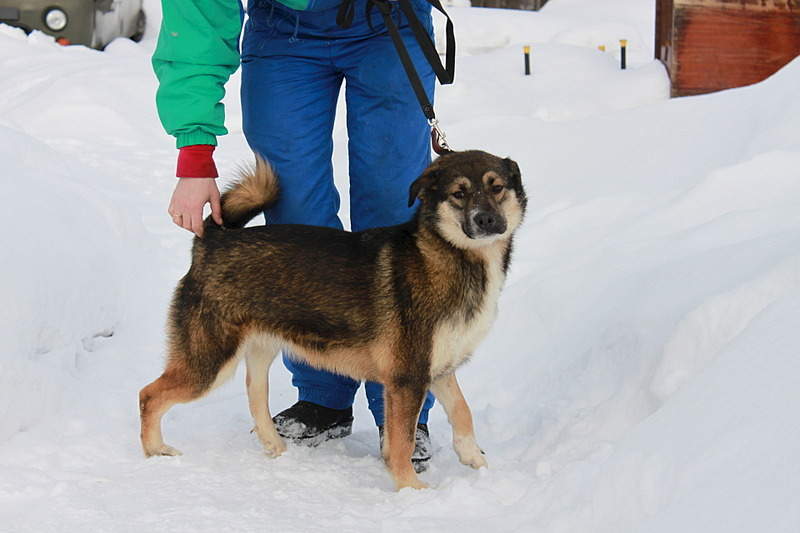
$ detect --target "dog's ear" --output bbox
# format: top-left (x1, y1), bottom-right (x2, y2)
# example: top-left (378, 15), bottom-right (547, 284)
top-left (503, 157), bottom-right (527, 207)
top-left (408, 170), bottom-right (439, 207)
top-left (503, 158), bottom-right (521, 184)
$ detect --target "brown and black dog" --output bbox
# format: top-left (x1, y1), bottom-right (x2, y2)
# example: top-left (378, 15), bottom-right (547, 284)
top-left (139, 150), bottom-right (527, 490)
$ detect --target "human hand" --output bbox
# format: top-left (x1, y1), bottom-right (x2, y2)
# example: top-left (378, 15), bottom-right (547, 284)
top-left (168, 178), bottom-right (223, 238)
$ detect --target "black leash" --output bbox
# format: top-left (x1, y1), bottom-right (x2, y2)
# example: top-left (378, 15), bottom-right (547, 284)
top-left (337, 0), bottom-right (455, 154)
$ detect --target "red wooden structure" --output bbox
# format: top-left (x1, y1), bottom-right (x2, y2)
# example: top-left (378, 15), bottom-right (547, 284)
top-left (656, 0), bottom-right (800, 96)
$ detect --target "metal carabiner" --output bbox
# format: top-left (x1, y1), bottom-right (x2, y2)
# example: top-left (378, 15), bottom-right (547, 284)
top-left (429, 118), bottom-right (453, 155)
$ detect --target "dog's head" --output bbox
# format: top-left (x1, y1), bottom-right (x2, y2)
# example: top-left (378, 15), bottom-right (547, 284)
top-left (409, 151), bottom-right (527, 249)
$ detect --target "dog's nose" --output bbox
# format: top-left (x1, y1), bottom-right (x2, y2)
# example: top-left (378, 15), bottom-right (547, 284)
top-left (473, 212), bottom-right (506, 235)
top-left (474, 212), bottom-right (496, 229)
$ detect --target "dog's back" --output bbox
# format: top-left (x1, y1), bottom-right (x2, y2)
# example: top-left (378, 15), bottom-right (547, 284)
top-left (194, 159), bottom-right (414, 361)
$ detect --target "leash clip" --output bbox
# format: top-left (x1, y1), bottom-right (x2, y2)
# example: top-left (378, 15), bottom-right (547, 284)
top-left (429, 118), bottom-right (453, 155)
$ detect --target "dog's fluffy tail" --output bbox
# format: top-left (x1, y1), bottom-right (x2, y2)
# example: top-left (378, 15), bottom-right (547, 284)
top-left (206, 155), bottom-right (279, 231)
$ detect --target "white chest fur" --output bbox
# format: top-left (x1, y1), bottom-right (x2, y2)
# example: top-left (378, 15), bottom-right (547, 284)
top-left (429, 243), bottom-right (506, 379)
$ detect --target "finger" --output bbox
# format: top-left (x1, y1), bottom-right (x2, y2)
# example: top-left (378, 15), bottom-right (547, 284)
top-left (191, 211), bottom-right (205, 238)
top-left (210, 191), bottom-right (223, 226)
top-left (179, 214), bottom-right (193, 233)
top-left (168, 198), bottom-right (180, 220)
top-left (171, 213), bottom-right (183, 227)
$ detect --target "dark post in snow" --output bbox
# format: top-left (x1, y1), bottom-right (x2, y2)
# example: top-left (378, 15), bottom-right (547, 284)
top-left (523, 45), bottom-right (531, 75)
top-left (620, 39), bottom-right (628, 70)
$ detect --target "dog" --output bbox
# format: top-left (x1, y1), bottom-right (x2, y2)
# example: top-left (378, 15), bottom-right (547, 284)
top-left (139, 150), bottom-right (527, 490)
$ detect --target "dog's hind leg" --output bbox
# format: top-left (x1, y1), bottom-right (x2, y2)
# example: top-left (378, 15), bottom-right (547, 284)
top-left (430, 373), bottom-right (487, 469)
top-left (383, 381), bottom-right (429, 490)
top-left (139, 360), bottom-right (199, 457)
top-left (243, 335), bottom-right (286, 457)
top-left (139, 323), bottom-right (241, 457)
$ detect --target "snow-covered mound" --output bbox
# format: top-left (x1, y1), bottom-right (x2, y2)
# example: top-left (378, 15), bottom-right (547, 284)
top-left (0, 125), bottom-right (143, 441)
top-left (1, 1), bottom-right (799, 532)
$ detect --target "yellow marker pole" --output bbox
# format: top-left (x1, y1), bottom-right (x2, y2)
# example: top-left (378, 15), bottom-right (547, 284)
top-left (619, 39), bottom-right (628, 69)
top-left (598, 44), bottom-right (606, 52)
top-left (524, 45), bottom-right (531, 76)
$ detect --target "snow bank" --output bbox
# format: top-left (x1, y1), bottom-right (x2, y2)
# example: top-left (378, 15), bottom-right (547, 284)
top-left (444, 54), bottom-right (800, 532)
top-left (0, 124), bottom-right (146, 440)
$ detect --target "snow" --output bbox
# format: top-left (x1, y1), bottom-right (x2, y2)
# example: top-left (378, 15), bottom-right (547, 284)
top-left (2, 0), bottom-right (800, 531)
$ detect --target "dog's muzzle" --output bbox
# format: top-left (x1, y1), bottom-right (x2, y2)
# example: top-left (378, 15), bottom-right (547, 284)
top-left (466, 210), bottom-right (507, 238)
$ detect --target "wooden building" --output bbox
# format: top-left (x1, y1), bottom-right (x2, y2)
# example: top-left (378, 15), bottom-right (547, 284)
top-left (656, 0), bottom-right (800, 96)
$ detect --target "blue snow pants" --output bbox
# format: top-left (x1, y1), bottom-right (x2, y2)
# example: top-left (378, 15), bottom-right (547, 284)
top-left (241, 0), bottom-right (436, 426)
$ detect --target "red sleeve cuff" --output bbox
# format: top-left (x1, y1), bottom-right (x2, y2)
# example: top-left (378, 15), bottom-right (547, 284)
top-left (176, 145), bottom-right (219, 178)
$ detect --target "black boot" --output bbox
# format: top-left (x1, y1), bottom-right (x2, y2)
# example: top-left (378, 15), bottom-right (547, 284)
top-left (378, 423), bottom-right (433, 473)
top-left (272, 401), bottom-right (354, 447)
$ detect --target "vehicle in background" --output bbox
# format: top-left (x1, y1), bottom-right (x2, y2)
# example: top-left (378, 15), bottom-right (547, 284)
top-left (0, 0), bottom-right (145, 49)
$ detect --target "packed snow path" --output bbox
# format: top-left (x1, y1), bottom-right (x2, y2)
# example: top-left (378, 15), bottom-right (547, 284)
top-left (2, 1), bottom-right (800, 531)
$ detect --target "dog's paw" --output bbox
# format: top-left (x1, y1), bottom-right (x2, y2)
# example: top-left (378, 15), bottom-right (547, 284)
top-left (454, 436), bottom-right (487, 469)
top-left (460, 449), bottom-right (488, 469)
top-left (261, 436), bottom-right (287, 458)
top-left (144, 443), bottom-right (183, 457)
top-left (396, 477), bottom-right (430, 491)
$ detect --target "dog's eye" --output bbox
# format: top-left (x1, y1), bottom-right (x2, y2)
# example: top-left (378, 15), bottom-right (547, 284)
top-left (491, 185), bottom-right (504, 194)
top-left (452, 190), bottom-right (465, 200)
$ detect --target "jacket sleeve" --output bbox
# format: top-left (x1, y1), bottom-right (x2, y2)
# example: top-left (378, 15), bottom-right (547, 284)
top-left (152, 0), bottom-right (244, 148)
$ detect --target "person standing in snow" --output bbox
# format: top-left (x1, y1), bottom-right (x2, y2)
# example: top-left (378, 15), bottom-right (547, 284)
top-left (154, 0), bottom-right (437, 469)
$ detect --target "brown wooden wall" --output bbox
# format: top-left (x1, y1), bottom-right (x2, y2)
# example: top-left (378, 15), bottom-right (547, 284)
top-left (656, 0), bottom-right (800, 96)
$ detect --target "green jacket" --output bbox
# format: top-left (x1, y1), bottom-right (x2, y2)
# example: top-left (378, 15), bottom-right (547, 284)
top-left (152, 0), bottom-right (309, 148)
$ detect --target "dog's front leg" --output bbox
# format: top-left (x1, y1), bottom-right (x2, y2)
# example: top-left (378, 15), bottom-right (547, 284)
top-left (430, 372), bottom-right (487, 469)
top-left (383, 380), bottom-right (430, 490)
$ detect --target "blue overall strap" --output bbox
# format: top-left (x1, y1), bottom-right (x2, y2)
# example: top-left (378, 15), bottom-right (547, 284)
top-left (337, 0), bottom-right (454, 152)
top-left (397, 0), bottom-right (455, 86)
